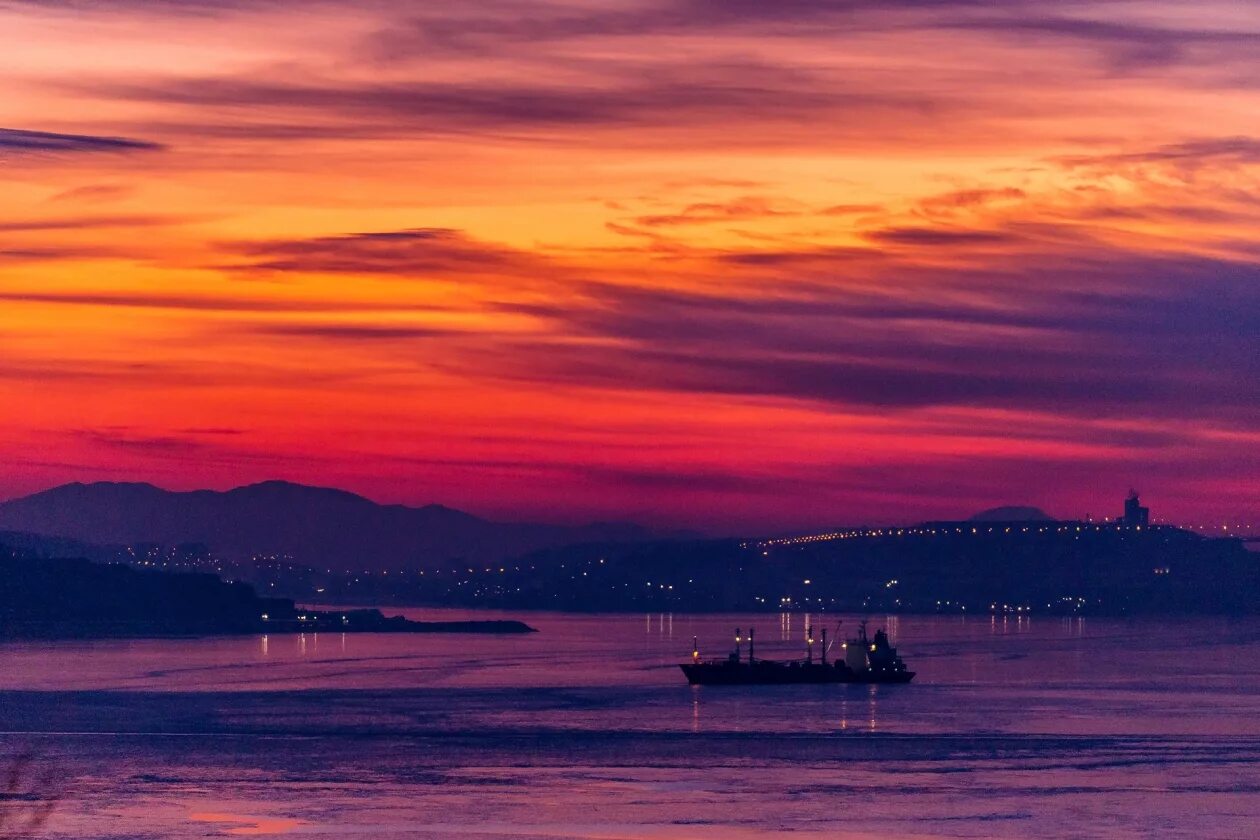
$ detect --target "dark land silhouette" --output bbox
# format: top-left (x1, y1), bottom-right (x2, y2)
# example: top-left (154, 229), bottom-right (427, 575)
top-left (1, 485), bottom-right (1256, 621)
top-left (376, 520), bottom-right (1256, 615)
top-left (0, 541), bottom-right (534, 638)
top-left (969, 506), bottom-right (1055, 522)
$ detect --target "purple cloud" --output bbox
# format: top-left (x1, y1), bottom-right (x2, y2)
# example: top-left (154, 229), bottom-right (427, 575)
top-left (0, 127), bottom-right (161, 154)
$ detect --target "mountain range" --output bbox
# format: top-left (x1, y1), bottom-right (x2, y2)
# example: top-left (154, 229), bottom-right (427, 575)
top-left (0, 481), bottom-right (657, 571)
top-left (967, 506), bottom-right (1055, 522)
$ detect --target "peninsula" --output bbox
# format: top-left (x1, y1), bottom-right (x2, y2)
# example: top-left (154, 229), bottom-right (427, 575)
top-left (0, 545), bottom-right (535, 638)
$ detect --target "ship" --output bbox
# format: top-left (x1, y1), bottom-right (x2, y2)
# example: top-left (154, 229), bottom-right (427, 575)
top-left (679, 622), bottom-right (914, 685)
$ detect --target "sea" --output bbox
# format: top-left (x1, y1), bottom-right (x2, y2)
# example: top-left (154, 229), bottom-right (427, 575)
top-left (2, 610), bottom-right (1259, 839)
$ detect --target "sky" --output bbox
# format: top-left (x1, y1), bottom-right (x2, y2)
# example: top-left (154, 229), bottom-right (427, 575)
top-left (0, 0), bottom-right (1257, 533)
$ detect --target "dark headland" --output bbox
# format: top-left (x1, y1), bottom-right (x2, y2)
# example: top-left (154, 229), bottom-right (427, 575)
top-left (0, 549), bottom-right (535, 639)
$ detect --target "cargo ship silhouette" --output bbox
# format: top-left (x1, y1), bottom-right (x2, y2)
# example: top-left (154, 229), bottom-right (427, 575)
top-left (680, 621), bottom-right (914, 685)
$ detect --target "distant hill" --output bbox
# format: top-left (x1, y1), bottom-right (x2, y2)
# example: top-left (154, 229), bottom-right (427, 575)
top-left (313, 525), bottom-right (1260, 615)
top-left (968, 506), bottom-right (1055, 522)
top-left (0, 481), bottom-right (655, 572)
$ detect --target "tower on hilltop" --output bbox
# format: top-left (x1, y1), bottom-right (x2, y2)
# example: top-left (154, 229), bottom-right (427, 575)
top-left (1122, 490), bottom-right (1150, 527)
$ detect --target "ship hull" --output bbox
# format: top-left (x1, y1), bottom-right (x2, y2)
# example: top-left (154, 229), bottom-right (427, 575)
top-left (680, 662), bottom-right (914, 686)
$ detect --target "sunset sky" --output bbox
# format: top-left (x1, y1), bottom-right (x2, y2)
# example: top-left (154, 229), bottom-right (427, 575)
top-left (1, 0), bottom-right (1257, 532)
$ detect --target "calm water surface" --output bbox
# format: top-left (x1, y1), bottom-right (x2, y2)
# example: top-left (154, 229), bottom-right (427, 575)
top-left (2, 611), bottom-right (1260, 839)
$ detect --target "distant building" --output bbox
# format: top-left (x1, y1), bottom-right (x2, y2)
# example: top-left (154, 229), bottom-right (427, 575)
top-left (1122, 491), bottom-right (1150, 527)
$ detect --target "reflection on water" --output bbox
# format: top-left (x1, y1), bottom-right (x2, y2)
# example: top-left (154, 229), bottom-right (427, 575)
top-left (645, 612), bottom-right (674, 641)
top-left (990, 613), bottom-right (1036, 635)
top-left (189, 812), bottom-right (305, 836)
top-left (2, 610), bottom-right (1259, 839)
